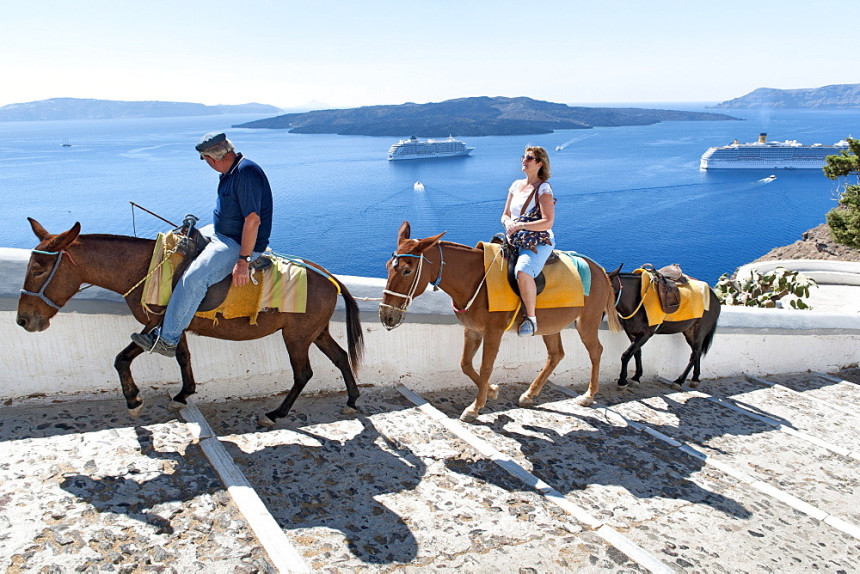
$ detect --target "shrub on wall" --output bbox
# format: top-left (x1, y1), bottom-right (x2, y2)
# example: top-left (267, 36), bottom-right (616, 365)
top-left (715, 267), bottom-right (817, 309)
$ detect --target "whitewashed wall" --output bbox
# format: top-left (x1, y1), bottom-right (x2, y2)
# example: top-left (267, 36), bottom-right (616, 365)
top-left (2, 248), bottom-right (859, 406)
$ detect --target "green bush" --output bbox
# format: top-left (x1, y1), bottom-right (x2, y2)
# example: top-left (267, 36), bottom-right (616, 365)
top-left (826, 184), bottom-right (860, 249)
top-left (824, 138), bottom-right (860, 249)
top-left (715, 267), bottom-right (817, 309)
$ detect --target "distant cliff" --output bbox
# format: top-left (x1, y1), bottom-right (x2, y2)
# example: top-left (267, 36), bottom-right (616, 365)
top-left (714, 84), bottom-right (860, 109)
top-left (233, 96), bottom-right (739, 136)
top-left (0, 98), bottom-right (282, 121)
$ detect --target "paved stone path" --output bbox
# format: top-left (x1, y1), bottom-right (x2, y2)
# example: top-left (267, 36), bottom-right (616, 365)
top-left (1, 369), bottom-right (859, 572)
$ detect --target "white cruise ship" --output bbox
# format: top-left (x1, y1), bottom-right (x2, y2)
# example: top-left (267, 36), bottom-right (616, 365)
top-left (387, 136), bottom-right (474, 161)
top-left (700, 133), bottom-right (850, 170)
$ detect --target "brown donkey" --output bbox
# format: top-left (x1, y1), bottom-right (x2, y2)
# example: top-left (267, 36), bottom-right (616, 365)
top-left (16, 218), bottom-right (363, 427)
top-left (379, 221), bottom-right (622, 422)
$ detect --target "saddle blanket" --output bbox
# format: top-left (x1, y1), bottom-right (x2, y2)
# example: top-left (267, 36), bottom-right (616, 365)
top-left (141, 232), bottom-right (307, 324)
top-left (479, 242), bottom-right (590, 312)
top-left (635, 269), bottom-right (711, 326)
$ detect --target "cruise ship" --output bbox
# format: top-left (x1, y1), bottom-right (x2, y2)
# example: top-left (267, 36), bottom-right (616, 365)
top-left (700, 133), bottom-right (850, 170)
top-left (387, 136), bottom-right (474, 161)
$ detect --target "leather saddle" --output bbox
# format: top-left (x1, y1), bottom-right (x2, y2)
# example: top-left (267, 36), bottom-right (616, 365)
top-left (490, 233), bottom-right (559, 297)
top-left (642, 263), bottom-right (688, 314)
top-left (171, 215), bottom-right (271, 313)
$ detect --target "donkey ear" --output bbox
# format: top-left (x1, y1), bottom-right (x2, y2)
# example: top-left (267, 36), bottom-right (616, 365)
top-left (28, 217), bottom-right (51, 241)
top-left (608, 263), bottom-right (623, 277)
top-left (45, 222), bottom-right (81, 251)
top-left (415, 232), bottom-right (446, 253)
top-left (397, 221), bottom-right (411, 242)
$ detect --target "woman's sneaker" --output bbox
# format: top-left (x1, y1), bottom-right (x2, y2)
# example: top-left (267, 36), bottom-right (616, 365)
top-left (517, 317), bottom-right (537, 337)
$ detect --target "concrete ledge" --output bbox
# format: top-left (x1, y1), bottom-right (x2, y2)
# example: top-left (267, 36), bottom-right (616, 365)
top-left (3, 248), bottom-right (859, 406)
top-left (736, 259), bottom-right (860, 285)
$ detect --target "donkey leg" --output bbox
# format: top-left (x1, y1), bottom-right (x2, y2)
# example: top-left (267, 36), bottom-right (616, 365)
top-left (574, 312), bottom-right (606, 407)
top-left (519, 333), bottom-right (564, 407)
top-left (460, 329), bottom-right (498, 400)
top-left (632, 349), bottom-right (644, 385)
top-left (461, 329), bottom-right (503, 423)
top-left (619, 333), bottom-right (651, 389)
top-left (259, 339), bottom-right (314, 428)
top-left (115, 342), bottom-right (145, 417)
top-left (674, 331), bottom-right (700, 389)
top-left (314, 326), bottom-right (361, 415)
top-left (169, 334), bottom-right (196, 410)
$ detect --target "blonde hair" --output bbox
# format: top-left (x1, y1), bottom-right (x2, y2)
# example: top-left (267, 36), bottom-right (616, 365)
top-left (201, 139), bottom-right (235, 161)
top-left (526, 146), bottom-right (551, 180)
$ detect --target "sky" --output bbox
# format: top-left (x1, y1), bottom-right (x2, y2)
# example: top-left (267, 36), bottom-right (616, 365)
top-left (1, 0), bottom-right (857, 110)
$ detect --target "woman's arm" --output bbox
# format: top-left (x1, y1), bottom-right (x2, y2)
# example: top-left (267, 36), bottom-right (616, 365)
top-left (518, 186), bottom-right (555, 232)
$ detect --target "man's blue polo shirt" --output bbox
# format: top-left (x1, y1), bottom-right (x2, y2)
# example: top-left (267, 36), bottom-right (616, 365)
top-left (213, 154), bottom-right (273, 252)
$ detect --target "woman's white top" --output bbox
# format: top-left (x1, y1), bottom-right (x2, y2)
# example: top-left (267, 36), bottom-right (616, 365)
top-left (509, 180), bottom-right (553, 219)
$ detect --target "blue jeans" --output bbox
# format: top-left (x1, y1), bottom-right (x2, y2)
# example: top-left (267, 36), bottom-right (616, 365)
top-left (158, 225), bottom-right (258, 345)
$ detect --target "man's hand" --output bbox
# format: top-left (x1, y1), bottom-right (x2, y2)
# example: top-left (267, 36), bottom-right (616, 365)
top-left (233, 260), bottom-right (251, 286)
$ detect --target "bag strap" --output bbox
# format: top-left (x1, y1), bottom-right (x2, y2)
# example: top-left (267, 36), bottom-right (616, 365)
top-left (521, 181), bottom-right (543, 216)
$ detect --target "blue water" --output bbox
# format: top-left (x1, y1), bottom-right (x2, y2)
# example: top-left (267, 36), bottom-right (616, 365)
top-left (1, 106), bottom-right (857, 284)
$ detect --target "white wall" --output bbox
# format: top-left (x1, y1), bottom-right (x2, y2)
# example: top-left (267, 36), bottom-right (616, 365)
top-left (2, 248), bottom-right (859, 406)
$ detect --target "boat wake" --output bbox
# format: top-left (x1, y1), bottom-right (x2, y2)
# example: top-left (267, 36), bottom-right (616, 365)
top-left (755, 175), bottom-right (778, 185)
top-left (555, 132), bottom-right (597, 152)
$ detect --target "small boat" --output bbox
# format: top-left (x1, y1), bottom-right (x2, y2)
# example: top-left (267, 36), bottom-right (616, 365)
top-left (413, 181), bottom-right (425, 192)
top-left (61, 138), bottom-right (72, 147)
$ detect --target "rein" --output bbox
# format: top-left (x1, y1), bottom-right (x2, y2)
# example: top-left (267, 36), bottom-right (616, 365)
top-left (19, 249), bottom-right (77, 310)
top-left (615, 274), bottom-right (652, 320)
top-left (381, 243), bottom-right (501, 319)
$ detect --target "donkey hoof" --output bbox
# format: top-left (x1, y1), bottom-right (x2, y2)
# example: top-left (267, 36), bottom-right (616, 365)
top-left (459, 409), bottom-right (478, 423)
top-left (128, 401), bottom-right (144, 418)
top-left (341, 406), bottom-right (358, 416)
top-left (488, 385), bottom-right (499, 400)
top-left (671, 382), bottom-right (683, 391)
top-left (688, 380), bottom-right (700, 389)
top-left (575, 394), bottom-right (594, 407)
top-left (518, 393), bottom-right (534, 407)
top-left (257, 414), bottom-right (276, 428)
top-left (167, 400), bottom-right (187, 412)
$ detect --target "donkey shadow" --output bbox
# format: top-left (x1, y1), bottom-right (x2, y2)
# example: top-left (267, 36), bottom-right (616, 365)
top-left (218, 414), bottom-right (427, 565)
top-left (59, 426), bottom-right (216, 535)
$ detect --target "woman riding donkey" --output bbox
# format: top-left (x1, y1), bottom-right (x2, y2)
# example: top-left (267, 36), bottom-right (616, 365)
top-left (500, 146), bottom-right (556, 337)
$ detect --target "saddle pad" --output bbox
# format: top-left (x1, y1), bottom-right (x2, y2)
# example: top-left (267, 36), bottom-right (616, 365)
top-left (479, 242), bottom-right (586, 312)
top-left (141, 232), bottom-right (184, 309)
top-left (142, 234), bottom-right (307, 324)
top-left (635, 269), bottom-right (711, 326)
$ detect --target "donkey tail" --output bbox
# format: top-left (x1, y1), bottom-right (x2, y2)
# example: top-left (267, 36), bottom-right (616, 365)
top-left (602, 272), bottom-right (624, 333)
top-left (334, 278), bottom-right (365, 374)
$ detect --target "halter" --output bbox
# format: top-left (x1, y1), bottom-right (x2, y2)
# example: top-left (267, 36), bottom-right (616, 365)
top-left (19, 249), bottom-right (76, 310)
top-left (614, 273), bottom-right (652, 320)
top-left (380, 251), bottom-right (428, 319)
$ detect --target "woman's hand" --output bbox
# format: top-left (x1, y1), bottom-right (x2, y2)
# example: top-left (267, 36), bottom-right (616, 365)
top-left (504, 218), bottom-right (519, 236)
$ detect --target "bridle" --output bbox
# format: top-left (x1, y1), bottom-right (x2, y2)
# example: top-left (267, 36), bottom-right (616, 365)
top-left (380, 244), bottom-right (441, 316)
top-left (381, 241), bottom-right (497, 321)
top-left (19, 249), bottom-right (76, 311)
top-left (612, 272), bottom-right (651, 321)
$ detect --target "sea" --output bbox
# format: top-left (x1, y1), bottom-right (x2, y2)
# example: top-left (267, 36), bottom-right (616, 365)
top-left (1, 105), bottom-right (857, 285)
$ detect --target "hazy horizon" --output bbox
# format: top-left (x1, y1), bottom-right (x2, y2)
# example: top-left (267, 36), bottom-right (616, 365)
top-left (2, 1), bottom-right (857, 110)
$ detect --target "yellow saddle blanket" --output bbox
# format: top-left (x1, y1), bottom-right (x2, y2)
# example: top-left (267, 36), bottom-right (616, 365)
top-left (479, 242), bottom-right (584, 312)
top-left (141, 232), bottom-right (307, 324)
top-left (634, 269), bottom-right (711, 326)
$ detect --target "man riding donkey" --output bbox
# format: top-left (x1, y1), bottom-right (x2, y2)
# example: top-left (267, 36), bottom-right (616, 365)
top-left (131, 132), bottom-right (274, 356)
